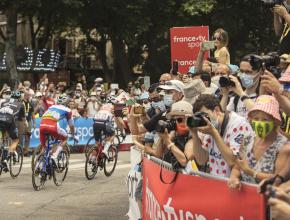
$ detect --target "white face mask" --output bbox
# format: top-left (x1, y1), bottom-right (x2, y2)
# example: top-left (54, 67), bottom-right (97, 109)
top-left (90, 96), bottom-right (97, 101)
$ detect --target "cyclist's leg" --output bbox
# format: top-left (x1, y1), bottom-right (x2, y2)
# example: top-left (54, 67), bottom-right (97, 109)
top-left (7, 120), bottom-right (19, 153)
top-left (51, 123), bottom-right (68, 157)
top-left (102, 125), bottom-right (115, 155)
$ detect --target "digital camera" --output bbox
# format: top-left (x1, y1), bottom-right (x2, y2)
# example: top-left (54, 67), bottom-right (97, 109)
top-left (156, 120), bottom-right (177, 133)
top-left (187, 112), bottom-right (210, 128)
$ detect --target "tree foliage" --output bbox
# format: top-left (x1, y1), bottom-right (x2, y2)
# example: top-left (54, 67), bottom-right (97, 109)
top-left (0, 0), bottom-right (281, 86)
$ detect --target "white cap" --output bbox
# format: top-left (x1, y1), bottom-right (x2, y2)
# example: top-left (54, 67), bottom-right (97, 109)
top-left (158, 80), bottom-right (184, 94)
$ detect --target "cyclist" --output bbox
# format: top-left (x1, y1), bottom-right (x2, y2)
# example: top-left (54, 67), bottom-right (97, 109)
top-left (0, 91), bottom-right (25, 171)
top-left (93, 101), bottom-right (115, 158)
top-left (39, 94), bottom-right (77, 165)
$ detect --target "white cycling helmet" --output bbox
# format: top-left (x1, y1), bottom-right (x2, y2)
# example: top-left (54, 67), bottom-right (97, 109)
top-left (56, 94), bottom-right (70, 106)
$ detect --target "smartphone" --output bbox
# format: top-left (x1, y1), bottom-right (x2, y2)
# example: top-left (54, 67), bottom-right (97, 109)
top-left (114, 103), bottom-right (126, 117)
top-left (203, 41), bottom-right (215, 50)
top-left (134, 106), bottom-right (145, 115)
top-left (172, 60), bottom-right (179, 75)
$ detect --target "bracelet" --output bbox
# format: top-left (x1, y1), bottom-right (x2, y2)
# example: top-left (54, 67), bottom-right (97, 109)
top-left (168, 142), bottom-right (174, 151)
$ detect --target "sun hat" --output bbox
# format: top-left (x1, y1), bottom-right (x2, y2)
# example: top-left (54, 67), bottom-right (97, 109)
top-left (248, 95), bottom-right (281, 124)
top-left (279, 66), bottom-right (290, 83)
top-left (166, 100), bottom-right (193, 119)
top-left (158, 80), bottom-right (184, 94)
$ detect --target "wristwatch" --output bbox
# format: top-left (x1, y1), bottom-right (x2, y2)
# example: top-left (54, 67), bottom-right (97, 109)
top-left (240, 95), bottom-right (250, 102)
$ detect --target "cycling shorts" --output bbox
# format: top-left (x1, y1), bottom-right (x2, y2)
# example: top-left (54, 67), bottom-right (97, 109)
top-left (40, 118), bottom-right (67, 146)
top-left (93, 120), bottom-right (114, 141)
top-left (0, 113), bottom-right (18, 140)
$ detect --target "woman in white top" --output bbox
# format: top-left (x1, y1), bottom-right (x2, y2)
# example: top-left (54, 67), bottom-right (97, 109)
top-left (212, 28), bottom-right (230, 65)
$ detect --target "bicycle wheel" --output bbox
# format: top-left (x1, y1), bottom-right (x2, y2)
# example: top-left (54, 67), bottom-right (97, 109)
top-left (85, 136), bottom-right (95, 158)
top-left (104, 146), bottom-right (118, 177)
top-left (53, 150), bottom-right (69, 186)
top-left (85, 147), bottom-right (99, 180)
top-left (31, 147), bottom-right (41, 171)
top-left (32, 154), bottom-right (46, 191)
top-left (9, 145), bottom-right (23, 178)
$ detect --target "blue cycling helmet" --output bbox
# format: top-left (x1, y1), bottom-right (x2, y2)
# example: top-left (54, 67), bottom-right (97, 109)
top-left (11, 90), bottom-right (22, 99)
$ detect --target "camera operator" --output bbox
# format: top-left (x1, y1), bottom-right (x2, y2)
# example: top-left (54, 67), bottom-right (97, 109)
top-left (273, 0), bottom-right (290, 54)
top-left (154, 101), bottom-right (194, 168)
top-left (128, 80), bottom-right (184, 140)
top-left (220, 55), bottom-right (260, 117)
top-left (188, 94), bottom-right (254, 177)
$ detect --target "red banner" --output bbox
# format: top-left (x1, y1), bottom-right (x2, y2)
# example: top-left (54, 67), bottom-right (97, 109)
top-left (170, 26), bottom-right (209, 74)
top-left (142, 157), bottom-right (266, 220)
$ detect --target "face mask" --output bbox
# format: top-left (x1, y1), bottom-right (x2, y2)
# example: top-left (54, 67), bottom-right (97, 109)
top-left (239, 73), bottom-right (254, 89)
top-left (251, 120), bottom-right (274, 139)
top-left (3, 94), bottom-right (11, 99)
top-left (151, 101), bottom-right (166, 112)
top-left (90, 96), bottom-right (97, 101)
top-left (143, 102), bottom-right (151, 111)
top-left (176, 122), bottom-right (189, 136)
top-left (163, 94), bottom-right (173, 107)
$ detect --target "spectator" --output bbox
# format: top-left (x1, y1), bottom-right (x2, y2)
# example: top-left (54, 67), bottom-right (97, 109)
top-left (154, 101), bottom-right (194, 167)
top-left (188, 94), bottom-right (254, 177)
top-left (56, 82), bottom-right (67, 94)
top-left (228, 95), bottom-right (290, 189)
top-left (23, 81), bottom-right (35, 96)
top-left (68, 100), bottom-right (81, 118)
top-left (220, 54), bottom-right (261, 118)
top-left (159, 73), bottom-right (172, 85)
top-left (273, 1), bottom-right (290, 54)
top-left (212, 28), bottom-right (230, 65)
top-left (86, 91), bottom-right (100, 118)
top-left (21, 90), bottom-right (35, 156)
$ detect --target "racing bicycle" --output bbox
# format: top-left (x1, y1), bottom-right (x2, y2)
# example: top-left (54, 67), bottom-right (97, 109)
top-left (31, 133), bottom-right (69, 191)
top-left (0, 130), bottom-right (23, 178)
top-left (85, 130), bottom-right (118, 180)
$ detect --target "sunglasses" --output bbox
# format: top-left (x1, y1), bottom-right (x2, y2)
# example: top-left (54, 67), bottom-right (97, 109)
top-left (149, 97), bottom-right (160, 102)
top-left (212, 36), bottom-right (222, 41)
top-left (172, 117), bottom-right (185, 123)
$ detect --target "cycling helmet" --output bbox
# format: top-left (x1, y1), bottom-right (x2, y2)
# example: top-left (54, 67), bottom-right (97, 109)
top-left (11, 90), bottom-right (21, 99)
top-left (56, 94), bottom-right (70, 106)
top-left (94, 77), bottom-right (104, 84)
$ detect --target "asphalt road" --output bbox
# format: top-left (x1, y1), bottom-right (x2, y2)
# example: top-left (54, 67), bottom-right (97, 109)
top-left (0, 152), bottom-right (131, 220)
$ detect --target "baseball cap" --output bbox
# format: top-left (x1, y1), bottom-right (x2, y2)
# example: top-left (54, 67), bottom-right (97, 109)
top-left (35, 91), bottom-right (43, 97)
top-left (166, 100), bottom-right (193, 119)
top-left (158, 80), bottom-right (184, 94)
top-left (248, 95), bottom-right (281, 124)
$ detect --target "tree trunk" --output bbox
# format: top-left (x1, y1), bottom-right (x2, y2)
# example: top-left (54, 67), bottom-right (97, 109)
top-left (86, 33), bottom-right (111, 82)
top-left (110, 33), bottom-right (131, 87)
top-left (5, 4), bottom-right (18, 89)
